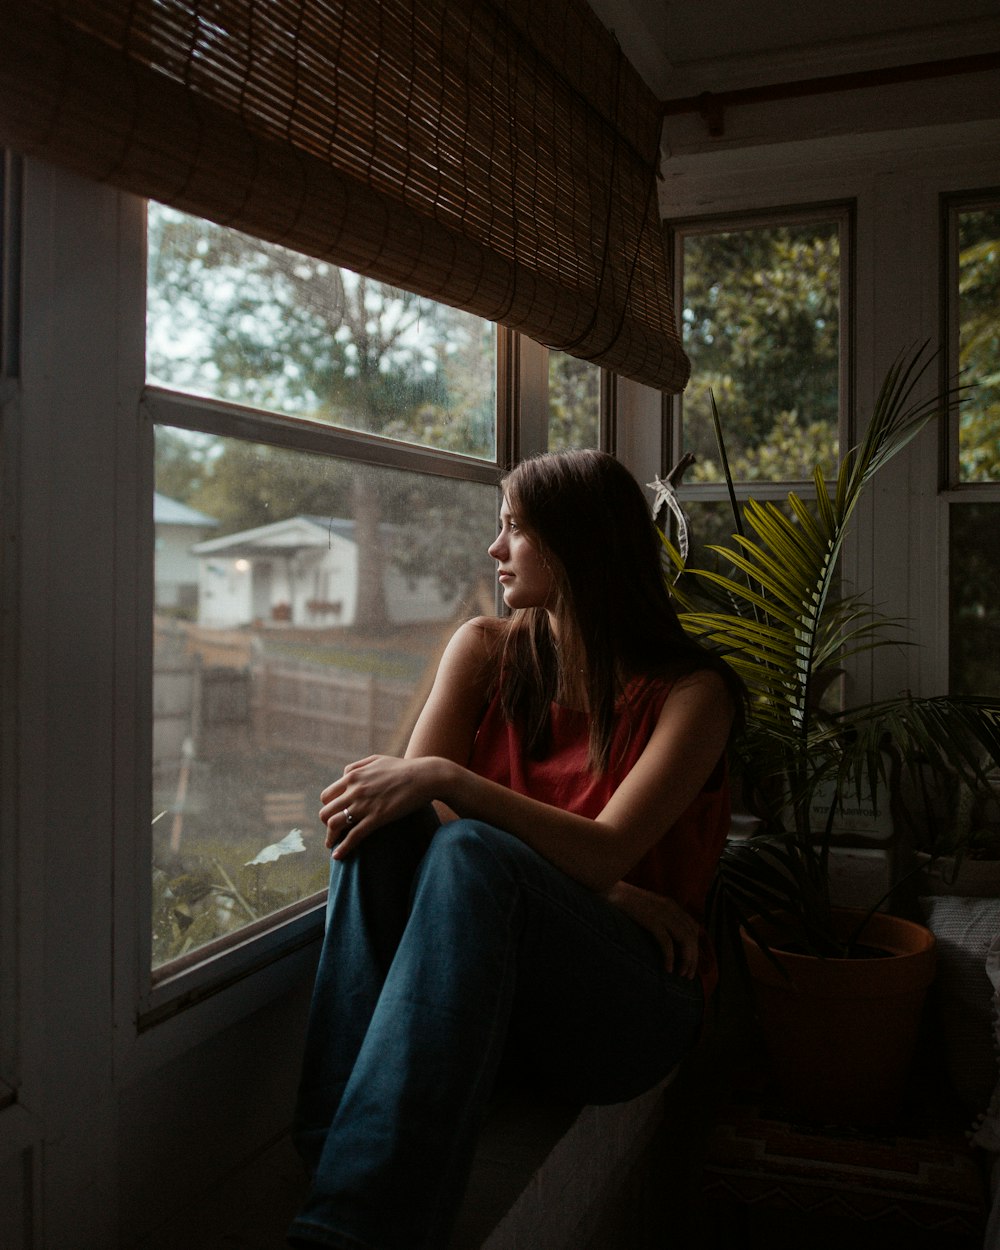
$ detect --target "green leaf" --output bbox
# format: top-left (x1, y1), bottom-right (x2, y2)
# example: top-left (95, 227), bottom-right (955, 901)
top-left (665, 344), bottom-right (998, 960)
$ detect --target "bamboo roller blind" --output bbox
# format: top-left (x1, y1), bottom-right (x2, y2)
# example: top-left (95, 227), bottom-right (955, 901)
top-left (0, 0), bottom-right (690, 393)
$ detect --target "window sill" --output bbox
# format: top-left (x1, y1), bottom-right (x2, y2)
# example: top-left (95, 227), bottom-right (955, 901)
top-left (141, 895), bottom-right (325, 1030)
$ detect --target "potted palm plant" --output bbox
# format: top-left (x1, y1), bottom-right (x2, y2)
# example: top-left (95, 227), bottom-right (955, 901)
top-left (660, 345), bottom-right (1000, 1124)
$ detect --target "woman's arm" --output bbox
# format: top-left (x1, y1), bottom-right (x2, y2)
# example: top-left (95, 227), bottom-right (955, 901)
top-left (404, 616), bottom-right (499, 765)
top-left (403, 616), bottom-right (498, 821)
top-left (320, 664), bottom-right (733, 896)
top-left (317, 616), bottom-right (496, 834)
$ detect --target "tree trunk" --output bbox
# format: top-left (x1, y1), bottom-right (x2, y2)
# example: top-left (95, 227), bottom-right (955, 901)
top-left (352, 471), bottom-right (390, 629)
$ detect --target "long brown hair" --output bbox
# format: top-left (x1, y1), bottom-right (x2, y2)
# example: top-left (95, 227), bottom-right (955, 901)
top-left (496, 449), bottom-right (743, 772)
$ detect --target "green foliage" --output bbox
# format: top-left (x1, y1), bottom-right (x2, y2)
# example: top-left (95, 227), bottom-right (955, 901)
top-left (665, 347), bottom-right (1000, 957)
top-left (681, 222), bottom-right (841, 481)
top-left (168, 435), bottom-right (354, 538)
top-left (152, 835), bottom-right (330, 967)
top-left (547, 351), bottom-right (601, 450)
top-left (148, 203), bottom-right (494, 447)
top-left (957, 208), bottom-right (1000, 482)
top-left (148, 203), bottom-right (498, 616)
top-left (690, 410), bottom-right (839, 484)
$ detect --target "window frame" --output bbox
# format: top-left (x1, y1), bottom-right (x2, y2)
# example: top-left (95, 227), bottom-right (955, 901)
top-left (136, 202), bottom-right (625, 1020)
top-left (140, 408), bottom-right (510, 1020)
top-left (2, 165), bottom-right (637, 1092)
top-left (543, 348), bottom-right (616, 452)
top-left (0, 151), bottom-right (22, 1111)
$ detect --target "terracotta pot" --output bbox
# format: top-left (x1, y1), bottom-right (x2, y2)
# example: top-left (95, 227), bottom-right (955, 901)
top-left (741, 908), bottom-right (937, 1125)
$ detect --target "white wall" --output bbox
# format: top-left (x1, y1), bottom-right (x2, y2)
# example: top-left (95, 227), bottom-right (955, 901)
top-left (155, 523), bottom-right (211, 608)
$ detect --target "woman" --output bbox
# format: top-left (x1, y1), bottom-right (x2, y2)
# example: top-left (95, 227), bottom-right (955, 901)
top-left (289, 449), bottom-right (743, 1250)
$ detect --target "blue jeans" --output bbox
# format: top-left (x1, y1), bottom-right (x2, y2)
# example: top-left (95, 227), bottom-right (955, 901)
top-left (288, 809), bottom-right (703, 1249)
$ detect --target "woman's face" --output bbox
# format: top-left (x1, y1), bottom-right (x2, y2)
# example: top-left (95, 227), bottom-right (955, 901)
top-left (487, 498), bottom-right (556, 611)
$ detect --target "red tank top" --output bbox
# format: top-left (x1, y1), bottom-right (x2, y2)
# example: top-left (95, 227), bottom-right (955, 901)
top-left (467, 679), bottom-right (730, 993)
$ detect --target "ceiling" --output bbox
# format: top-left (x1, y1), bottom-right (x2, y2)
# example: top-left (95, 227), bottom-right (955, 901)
top-left (586, 0), bottom-right (1000, 100)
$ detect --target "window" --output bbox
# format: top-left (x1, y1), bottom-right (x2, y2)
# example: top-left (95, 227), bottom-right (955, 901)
top-left (946, 196), bottom-right (1000, 696)
top-left (147, 205), bottom-right (496, 459)
top-left (547, 351), bottom-right (601, 451)
top-left (147, 207), bottom-right (501, 972)
top-left (668, 208), bottom-right (850, 568)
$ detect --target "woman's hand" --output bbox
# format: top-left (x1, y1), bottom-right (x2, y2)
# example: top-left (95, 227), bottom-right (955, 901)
top-left (319, 755), bottom-right (444, 857)
top-left (605, 881), bottom-right (701, 980)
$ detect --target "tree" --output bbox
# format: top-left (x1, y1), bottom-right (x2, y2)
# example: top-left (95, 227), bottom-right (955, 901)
top-left (957, 209), bottom-right (1000, 482)
top-left (680, 223), bottom-right (841, 483)
top-left (547, 351), bottom-right (600, 450)
top-left (154, 426), bottom-right (216, 503)
top-left (147, 204), bottom-right (497, 624)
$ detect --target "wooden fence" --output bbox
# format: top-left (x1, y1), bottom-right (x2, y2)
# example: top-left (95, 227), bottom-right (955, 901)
top-left (154, 619), bottom-right (426, 772)
top-left (252, 656), bottom-right (413, 765)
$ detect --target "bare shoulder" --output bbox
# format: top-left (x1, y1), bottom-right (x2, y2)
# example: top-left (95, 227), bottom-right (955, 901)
top-left (660, 666), bottom-right (735, 728)
top-left (458, 614), bottom-right (506, 644)
top-left (669, 666), bottom-right (731, 700)
top-left (436, 615), bottom-right (504, 687)
top-left (406, 617), bottom-right (504, 759)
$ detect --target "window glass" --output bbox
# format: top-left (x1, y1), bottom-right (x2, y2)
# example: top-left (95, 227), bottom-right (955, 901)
top-left (147, 203), bottom-right (502, 972)
top-left (948, 200), bottom-right (1000, 697)
top-left (949, 505), bottom-right (1000, 698)
top-left (547, 351), bottom-right (600, 451)
top-left (152, 427), bottom-right (497, 968)
top-left (677, 219), bottom-right (842, 482)
top-left (147, 203), bottom-right (497, 459)
top-left (955, 205), bottom-right (1000, 484)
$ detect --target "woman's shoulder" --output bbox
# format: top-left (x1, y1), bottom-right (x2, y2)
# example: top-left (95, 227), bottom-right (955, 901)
top-left (630, 664), bottom-right (733, 712)
top-left (654, 666), bottom-right (737, 740)
top-left (454, 614), bottom-right (505, 649)
top-left (443, 615), bottom-right (505, 679)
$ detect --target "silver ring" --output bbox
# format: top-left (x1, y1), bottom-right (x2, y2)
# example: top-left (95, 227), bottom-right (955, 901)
top-left (343, 808), bottom-right (355, 826)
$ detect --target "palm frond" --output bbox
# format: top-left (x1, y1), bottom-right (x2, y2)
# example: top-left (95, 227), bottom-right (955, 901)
top-left (665, 344), bottom-right (995, 960)
top-left (840, 695), bottom-right (1000, 785)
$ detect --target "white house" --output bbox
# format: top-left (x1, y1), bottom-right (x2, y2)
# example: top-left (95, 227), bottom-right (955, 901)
top-left (191, 515), bottom-right (459, 629)
top-left (153, 491), bottom-right (218, 613)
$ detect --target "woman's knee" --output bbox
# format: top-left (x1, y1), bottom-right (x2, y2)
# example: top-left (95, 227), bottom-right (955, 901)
top-left (416, 819), bottom-right (532, 897)
top-left (426, 818), bottom-right (526, 867)
top-left (416, 820), bottom-right (577, 915)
